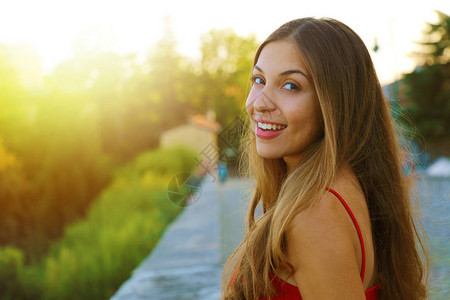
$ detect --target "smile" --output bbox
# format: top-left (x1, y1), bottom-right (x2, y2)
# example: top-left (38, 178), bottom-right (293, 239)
top-left (255, 121), bottom-right (287, 140)
top-left (257, 122), bottom-right (287, 131)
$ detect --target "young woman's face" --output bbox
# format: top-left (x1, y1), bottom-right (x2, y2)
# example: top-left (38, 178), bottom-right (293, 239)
top-left (246, 40), bottom-right (323, 169)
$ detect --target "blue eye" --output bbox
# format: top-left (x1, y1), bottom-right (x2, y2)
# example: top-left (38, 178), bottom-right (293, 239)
top-left (283, 83), bottom-right (299, 91)
top-left (251, 76), bottom-right (265, 85)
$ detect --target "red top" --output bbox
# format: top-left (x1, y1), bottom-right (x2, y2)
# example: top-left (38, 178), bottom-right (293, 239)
top-left (260, 188), bottom-right (379, 300)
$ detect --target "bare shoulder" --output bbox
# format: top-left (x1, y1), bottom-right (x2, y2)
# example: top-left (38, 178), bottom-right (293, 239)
top-left (286, 181), bottom-right (361, 268)
top-left (284, 166), bottom-right (367, 299)
top-left (287, 165), bottom-right (366, 260)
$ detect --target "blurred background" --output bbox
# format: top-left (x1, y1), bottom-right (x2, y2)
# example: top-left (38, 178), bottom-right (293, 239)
top-left (0, 0), bottom-right (448, 299)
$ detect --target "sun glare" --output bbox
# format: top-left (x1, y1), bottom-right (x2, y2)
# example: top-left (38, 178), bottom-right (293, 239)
top-left (0, 0), bottom-right (448, 84)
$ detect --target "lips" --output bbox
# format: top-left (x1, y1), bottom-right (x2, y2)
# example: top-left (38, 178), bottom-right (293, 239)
top-left (254, 121), bottom-right (287, 140)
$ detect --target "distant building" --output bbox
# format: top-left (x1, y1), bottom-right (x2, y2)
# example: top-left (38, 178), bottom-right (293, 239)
top-left (160, 110), bottom-right (221, 175)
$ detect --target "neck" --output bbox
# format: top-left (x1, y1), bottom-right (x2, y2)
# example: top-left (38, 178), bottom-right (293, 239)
top-left (283, 155), bottom-right (301, 174)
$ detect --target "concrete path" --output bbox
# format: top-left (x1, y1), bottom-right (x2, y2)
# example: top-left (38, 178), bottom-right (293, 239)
top-left (111, 177), bottom-right (249, 300)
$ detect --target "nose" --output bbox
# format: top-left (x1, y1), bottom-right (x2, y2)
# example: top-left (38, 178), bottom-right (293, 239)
top-left (253, 90), bottom-right (277, 113)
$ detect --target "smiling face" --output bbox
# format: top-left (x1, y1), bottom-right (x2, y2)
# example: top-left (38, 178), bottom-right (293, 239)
top-left (246, 39), bottom-right (323, 170)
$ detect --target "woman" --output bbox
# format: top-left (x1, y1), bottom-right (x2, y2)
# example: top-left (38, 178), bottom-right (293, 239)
top-left (221, 17), bottom-right (428, 299)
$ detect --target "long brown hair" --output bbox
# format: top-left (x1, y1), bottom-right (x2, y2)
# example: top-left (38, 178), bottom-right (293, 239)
top-left (221, 17), bottom-right (428, 299)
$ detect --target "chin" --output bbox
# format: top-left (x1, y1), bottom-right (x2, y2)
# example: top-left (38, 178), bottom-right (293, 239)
top-left (255, 146), bottom-right (282, 159)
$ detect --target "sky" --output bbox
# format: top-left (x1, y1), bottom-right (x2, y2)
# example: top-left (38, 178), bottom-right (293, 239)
top-left (0, 0), bottom-right (449, 85)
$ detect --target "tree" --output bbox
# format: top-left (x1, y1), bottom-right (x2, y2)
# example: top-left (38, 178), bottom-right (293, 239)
top-left (402, 11), bottom-right (450, 151)
top-left (0, 137), bottom-right (33, 254)
top-left (0, 43), bottom-right (112, 262)
top-left (414, 11), bottom-right (450, 65)
top-left (116, 24), bottom-right (192, 159)
top-left (199, 29), bottom-right (258, 128)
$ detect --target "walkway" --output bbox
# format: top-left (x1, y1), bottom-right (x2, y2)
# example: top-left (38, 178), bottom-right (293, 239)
top-left (111, 177), bottom-right (250, 300)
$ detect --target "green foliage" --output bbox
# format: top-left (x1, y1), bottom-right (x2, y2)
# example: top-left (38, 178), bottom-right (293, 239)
top-left (40, 145), bottom-right (197, 300)
top-left (195, 29), bottom-right (258, 173)
top-left (199, 29), bottom-right (258, 128)
top-left (0, 85), bottom-right (112, 261)
top-left (0, 246), bottom-right (23, 295)
top-left (0, 138), bottom-right (34, 254)
top-left (0, 146), bottom-right (198, 300)
top-left (115, 145), bottom-right (199, 179)
top-left (402, 11), bottom-right (450, 144)
top-left (0, 24), bottom-right (255, 298)
top-left (414, 11), bottom-right (450, 65)
top-left (0, 247), bottom-right (41, 299)
top-left (42, 191), bottom-right (173, 300)
top-left (403, 63), bottom-right (450, 140)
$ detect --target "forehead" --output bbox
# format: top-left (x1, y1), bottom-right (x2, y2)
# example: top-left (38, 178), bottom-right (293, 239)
top-left (255, 40), bottom-right (309, 75)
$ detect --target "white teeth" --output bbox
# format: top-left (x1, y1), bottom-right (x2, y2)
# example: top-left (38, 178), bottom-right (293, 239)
top-left (257, 122), bottom-right (286, 131)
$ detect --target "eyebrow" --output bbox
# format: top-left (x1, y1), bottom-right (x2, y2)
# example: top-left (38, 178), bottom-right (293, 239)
top-left (254, 65), bottom-right (310, 81)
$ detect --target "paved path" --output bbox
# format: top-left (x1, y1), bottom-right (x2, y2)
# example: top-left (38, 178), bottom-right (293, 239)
top-left (111, 177), bottom-right (249, 300)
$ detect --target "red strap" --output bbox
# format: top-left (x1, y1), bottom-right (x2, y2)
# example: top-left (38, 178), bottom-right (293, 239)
top-left (325, 188), bottom-right (366, 282)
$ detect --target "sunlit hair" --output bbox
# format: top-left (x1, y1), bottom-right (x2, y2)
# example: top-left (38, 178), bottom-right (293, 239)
top-left (221, 17), bottom-right (428, 300)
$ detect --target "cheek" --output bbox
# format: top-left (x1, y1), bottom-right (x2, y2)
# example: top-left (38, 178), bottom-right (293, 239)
top-left (287, 102), bottom-right (320, 131)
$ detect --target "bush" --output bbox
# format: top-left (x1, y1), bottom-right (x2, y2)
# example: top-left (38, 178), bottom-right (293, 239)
top-left (38, 145), bottom-right (199, 299)
top-left (0, 145), bottom-right (199, 299)
top-left (0, 246), bottom-right (24, 297)
top-left (114, 145), bottom-right (199, 179)
top-left (0, 247), bottom-right (41, 299)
